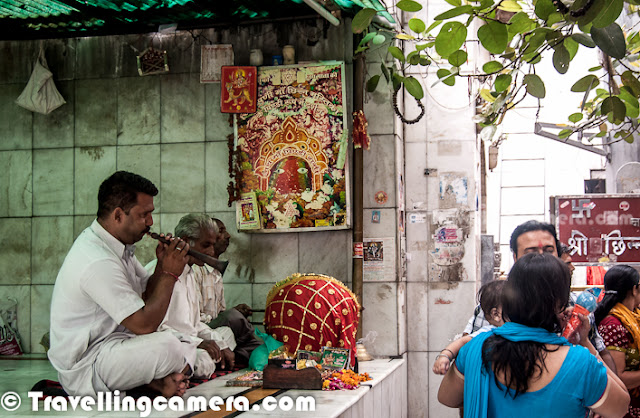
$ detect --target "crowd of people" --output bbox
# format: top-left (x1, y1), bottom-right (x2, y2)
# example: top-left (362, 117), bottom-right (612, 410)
top-left (48, 171), bottom-right (259, 397)
top-left (46, 170), bottom-right (640, 417)
top-left (435, 220), bottom-right (640, 418)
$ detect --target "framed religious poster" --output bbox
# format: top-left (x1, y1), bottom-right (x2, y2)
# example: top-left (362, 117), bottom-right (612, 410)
top-left (234, 61), bottom-right (350, 231)
top-left (220, 66), bottom-right (257, 114)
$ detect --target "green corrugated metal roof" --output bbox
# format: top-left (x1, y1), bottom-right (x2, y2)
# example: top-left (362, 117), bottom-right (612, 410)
top-left (0, 0), bottom-right (393, 40)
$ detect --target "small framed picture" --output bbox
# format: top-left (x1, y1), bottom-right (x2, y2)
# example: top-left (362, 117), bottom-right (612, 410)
top-left (237, 192), bottom-right (261, 230)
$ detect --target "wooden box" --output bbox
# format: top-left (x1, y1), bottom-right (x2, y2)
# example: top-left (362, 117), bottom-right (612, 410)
top-left (262, 364), bottom-right (323, 390)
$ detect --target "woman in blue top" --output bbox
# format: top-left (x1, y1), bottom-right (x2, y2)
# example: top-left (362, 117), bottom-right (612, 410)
top-left (438, 253), bottom-right (629, 418)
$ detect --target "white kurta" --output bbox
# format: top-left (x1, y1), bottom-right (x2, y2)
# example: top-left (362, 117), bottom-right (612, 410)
top-left (49, 220), bottom-right (196, 396)
top-left (192, 264), bottom-right (226, 323)
top-left (146, 261), bottom-right (236, 378)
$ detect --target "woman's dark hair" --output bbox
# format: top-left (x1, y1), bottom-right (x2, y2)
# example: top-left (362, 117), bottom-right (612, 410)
top-left (478, 280), bottom-right (507, 318)
top-left (482, 253), bottom-right (571, 398)
top-left (594, 265), bottom-right (640, 325)
top-left (97, 171), bottom-right (158, 219)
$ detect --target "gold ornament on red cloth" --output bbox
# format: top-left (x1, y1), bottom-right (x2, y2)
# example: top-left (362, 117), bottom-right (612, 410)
top-left (352, 110), bottom-right (371, 150)
top-left (265, 273), bottom-right (361, 366)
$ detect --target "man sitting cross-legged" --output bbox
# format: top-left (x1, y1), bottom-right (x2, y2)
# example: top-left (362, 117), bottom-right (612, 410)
top-left (49, 171), bottom-right (196, 397)
top-left (147, 214), bottom-right (237, 378)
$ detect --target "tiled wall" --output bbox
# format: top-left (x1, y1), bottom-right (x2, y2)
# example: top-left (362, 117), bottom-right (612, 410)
top-left (397, 1), bottom-right (483, 416)
top-left (0, 21), bottom-right (358, 354)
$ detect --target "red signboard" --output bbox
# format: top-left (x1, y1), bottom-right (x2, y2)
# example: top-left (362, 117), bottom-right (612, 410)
top-left (553, 195), bottom-right (640, 263)
top-left (220, 66), bottom-right (257, 113)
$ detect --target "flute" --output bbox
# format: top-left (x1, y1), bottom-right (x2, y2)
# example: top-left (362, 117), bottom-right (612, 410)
top-left (147, 232), bottom-right (229, 275)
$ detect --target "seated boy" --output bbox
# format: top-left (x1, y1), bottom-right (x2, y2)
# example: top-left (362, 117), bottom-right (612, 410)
top-left (433, 280), bottom-right (506, 375)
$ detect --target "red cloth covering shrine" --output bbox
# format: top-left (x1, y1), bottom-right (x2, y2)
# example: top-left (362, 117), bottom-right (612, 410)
top-left (265, 273), bottom-right (360, 365)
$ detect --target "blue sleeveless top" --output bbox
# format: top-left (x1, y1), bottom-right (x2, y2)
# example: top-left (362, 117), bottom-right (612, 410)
top-left (457, 330), bottom-right (608, 417)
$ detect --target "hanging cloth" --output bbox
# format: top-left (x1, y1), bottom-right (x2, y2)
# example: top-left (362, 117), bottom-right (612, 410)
top-left (15, 46), bottom-right (66, 114)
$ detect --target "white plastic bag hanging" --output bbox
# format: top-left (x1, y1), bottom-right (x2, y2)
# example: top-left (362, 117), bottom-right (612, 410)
top-left (15, 47), bottom-right (66, 114)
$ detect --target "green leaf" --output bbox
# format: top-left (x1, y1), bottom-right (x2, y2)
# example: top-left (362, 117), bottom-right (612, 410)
top-left (534, 0), bottom-right (555, 21)
top-left (558, 129), bottom-right (573, 139)
top-left (477, 20), bottom-right (509, 54)
top-left (381, 63), bottom-right (390, 82)
top-left (601, 96), bottom-right (626, 123)
top-left (571, 75), bottom-right (599, 92)
top-left (409, 18), bottom-right (426, 33)
top-left (436, 22), bottom-right (467, 57)
top-left (624, 134), bottom-right (635, 143)
top-left (568, 113), bottom-right (584, 123)
top-left (408, 51), bottom-right (421, 65)
top-left (397, 0), bottom-right (423, 12)
top-left (523, 74), bottom-right (546, 98)
top-left (522, 31), bottom-right (546, 57)
top-left (388, 46), bottom-right (405, 63)
top-left (425, 20), bottom-right (443, 35)
top-left (620, 91), bottom-right (640, 118)
top-left (444, 0), bottom-right (462, 6)
top-left (448, 50), bottom-right (468, 67)
top-left (404, 76), bottom-right (425, 99)
top-left (420, 57), bottom-right (431, 66)
top-left (507, 12), bottom-right (536, 36)
top-left (577, 0), bottom-right (603, 27)
top-left (483, 61), bottom-right (503, 73)
top-left (564, 37), bottom-right (579, 60)
top-left (552, 45), bottom-right (570, 74)
top-left (359, 32), bottom-right (377, 47)
top-left (434, 5), bottom-right (474, 20)
top-left (373, 34), bottom-right (387, 44)
top-left (547, 12), bottom-right (564, 26)
top-left (591, 23), bottom-right (626, 59)
top-left (366, 75), bottom-right (381, 92)
top-left (591, 0), bottom-right (623, 28)
top-left (352, 8), bottom-right (377, 34)
top-left (621, 71), bottom-right (640, 97)
top-left (494, 74), bottom-right (512, 92)
top-left (588, 66), bottom-right (601, 72)
top-left (436, 69), bottom-right (456, 86)
top-left (476, 0), bottom-right (494, 10)
top-left (570, 33), bottom-right (596, 48)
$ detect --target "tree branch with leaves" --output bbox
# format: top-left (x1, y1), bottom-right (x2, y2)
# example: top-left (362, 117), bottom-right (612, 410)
top-left (353, 0), bottom-right (640, 143)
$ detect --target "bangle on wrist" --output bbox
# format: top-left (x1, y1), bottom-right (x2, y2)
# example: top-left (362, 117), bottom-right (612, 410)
top-left (441, 348), bottom-right (455, 358)
top-left (161, 270), bottom-right (180, 281)
top-left (436, 353), bottom-right (453, 363)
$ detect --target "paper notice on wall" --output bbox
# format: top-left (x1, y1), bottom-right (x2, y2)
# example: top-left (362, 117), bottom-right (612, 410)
top-left (363, 237), bottom-right (395, 281)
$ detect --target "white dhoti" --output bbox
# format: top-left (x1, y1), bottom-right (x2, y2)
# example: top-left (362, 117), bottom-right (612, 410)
top-left (92, 331), bottom-right (197, 393)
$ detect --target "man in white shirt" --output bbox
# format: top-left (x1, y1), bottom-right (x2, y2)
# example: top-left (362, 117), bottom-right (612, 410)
top-left (199, 217), bottom-right (261, 364)
top-left (147, 214), bottom-right (237, 378)
top-left (49, 171), bottom-right (197, 397)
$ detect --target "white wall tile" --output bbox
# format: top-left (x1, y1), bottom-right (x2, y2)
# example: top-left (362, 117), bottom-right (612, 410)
top-left (0, 150), bottom-right (32, 217)
top-left (251, 233), bottom-right (298, 284)
top-left (299, 230), bottom-right (350, 283)
top-left (31, 216), bottom-right (73, 284)
top-left (33, 149), bottom-right (74, 216)
top-left (161, 74), bottom-right (205, 143)
top-left (362, 282), bottom-right (398, 356)
top-left (406, 282), bottom-right (429, 352)
top-left (364, 135), bottom-right (396, 209)
top-left (117, 77), bottom-right (160, 145)
top-left (74, 146), bottom-right (117, 215)
top-left (160, 143), bottom-right (205, 213)
top-left (30, 285), bottom-right (53, 353)
top-left (0, 84), bottom-right (32, 151)
top-left (427, 281), bottom-right (477, 352)
top-left (205, 84), bottom-right (233, 142)
top-left (75, 79), bottom-right (117, 147)
top-left (0, 218), bottom-right (31, 285)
